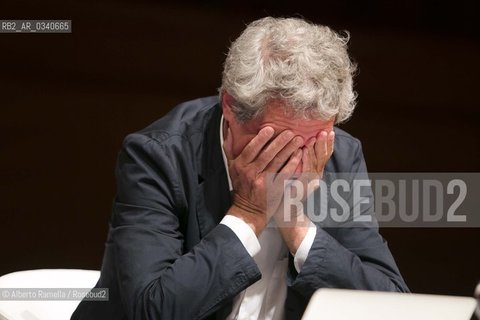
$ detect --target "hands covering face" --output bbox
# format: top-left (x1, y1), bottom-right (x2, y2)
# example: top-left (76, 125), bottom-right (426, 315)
top-left (301, 130), bottom-right (335, 177)
top-left (224, 125), bottom-right (335, 232)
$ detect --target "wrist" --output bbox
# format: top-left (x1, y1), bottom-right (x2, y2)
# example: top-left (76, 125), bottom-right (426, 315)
top-left (275, 212), bottom-right (312, 254)
top-left (278, 225), bottom-right (309, 254)
top-left (228, 204), bottom-right (267, 237)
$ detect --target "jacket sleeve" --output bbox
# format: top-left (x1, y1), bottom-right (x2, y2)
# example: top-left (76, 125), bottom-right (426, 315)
top-left (111, 133), bottom-right (260, 320)
top-left (288, 139), bottom-right (409, 300)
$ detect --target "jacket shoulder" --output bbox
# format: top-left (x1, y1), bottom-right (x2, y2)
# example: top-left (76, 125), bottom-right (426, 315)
top-left (328, 127), bottom-right (364, 172)
top-left (134, 96), bottom-right (219, 144)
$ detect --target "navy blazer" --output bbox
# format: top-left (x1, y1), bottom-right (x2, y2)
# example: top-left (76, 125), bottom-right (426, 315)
top-left (71, 96), bottom-right (409, 320)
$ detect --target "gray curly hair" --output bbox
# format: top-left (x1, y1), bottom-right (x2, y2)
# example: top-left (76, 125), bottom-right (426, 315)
top-left (220, 17), bottom-right (357, 124)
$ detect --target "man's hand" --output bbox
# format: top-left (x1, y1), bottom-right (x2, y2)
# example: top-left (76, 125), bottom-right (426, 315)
top-left (224, 126), bottom-right (304, 236)
top-left (275, 129), bottom-right (335, 254)
top-left (302, 130), bottom-right (335, 177)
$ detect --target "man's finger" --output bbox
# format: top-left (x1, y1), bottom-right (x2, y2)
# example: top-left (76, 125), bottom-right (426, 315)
top-left (327, 130), bottom-right (335, 157)
top-left (304, 138), bottom-right (316, 173)
top-left (259, 132), bottom-right (302, 172)
top-left (238, 126), bottom-right (275, 163)
top-left (279, 148), bottom-right (303, 176)
top-left (314, 131), bottom-right (328, 166)
top-left (302, 147), bottom-right (310, 173)
top-left (314, 130), bottom-right (335, 172)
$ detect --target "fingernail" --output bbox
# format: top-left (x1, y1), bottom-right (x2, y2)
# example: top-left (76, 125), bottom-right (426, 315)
top-left (294, 136), bottom-right (304, 145)
top-left (261, 126), bottom-right (275, 136)
top-left (329, 131), bottom-right (335, 140)
top-left (284, 130), bottom-right (294, 139)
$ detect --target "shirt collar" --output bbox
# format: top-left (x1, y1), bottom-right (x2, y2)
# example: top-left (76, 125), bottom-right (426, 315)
top-left (220, 115), bottom-right (233, 191)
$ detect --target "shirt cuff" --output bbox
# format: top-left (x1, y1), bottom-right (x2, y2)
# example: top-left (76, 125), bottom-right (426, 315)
top-left (220, 215), bottom-right (261, 257)
top-left (293, 223), bottom-right (317, 272)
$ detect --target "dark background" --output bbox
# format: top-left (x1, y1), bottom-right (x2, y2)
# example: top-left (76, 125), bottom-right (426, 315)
top-left (1, 0), bottom-right (479, 298)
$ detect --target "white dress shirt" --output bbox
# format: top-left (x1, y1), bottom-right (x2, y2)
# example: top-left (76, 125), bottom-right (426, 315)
top-left (219, 116), bottom-right (317, 320)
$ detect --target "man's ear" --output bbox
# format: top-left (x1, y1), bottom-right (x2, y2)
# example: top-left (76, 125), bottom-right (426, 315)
top-left (221, 92), bottom-right (236, 124)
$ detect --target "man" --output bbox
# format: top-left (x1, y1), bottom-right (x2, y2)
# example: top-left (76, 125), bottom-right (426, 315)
top-left (72, 17), bottom-right (408, 320)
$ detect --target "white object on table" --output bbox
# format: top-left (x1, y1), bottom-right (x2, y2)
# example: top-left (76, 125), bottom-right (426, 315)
top-left (0, 269), bottom-right (100, 320)
top-left (302, 288), bottom-right (477, 320)
top-left (475, 282), bottom-right (480, 319)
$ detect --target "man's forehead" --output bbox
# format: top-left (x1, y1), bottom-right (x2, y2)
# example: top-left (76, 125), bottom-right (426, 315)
top-left (266, 102), bottom-right (332, 122)
top-left (240, 102), bottom-right (335, 140)
top-left (259, 119), bottom-right (333, 137)
top-left (256, 107), bottom-right (334, 138)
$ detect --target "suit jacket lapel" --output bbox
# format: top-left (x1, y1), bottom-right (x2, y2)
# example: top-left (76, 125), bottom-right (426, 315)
top-left (196, 103), bottom-right (232, 238)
